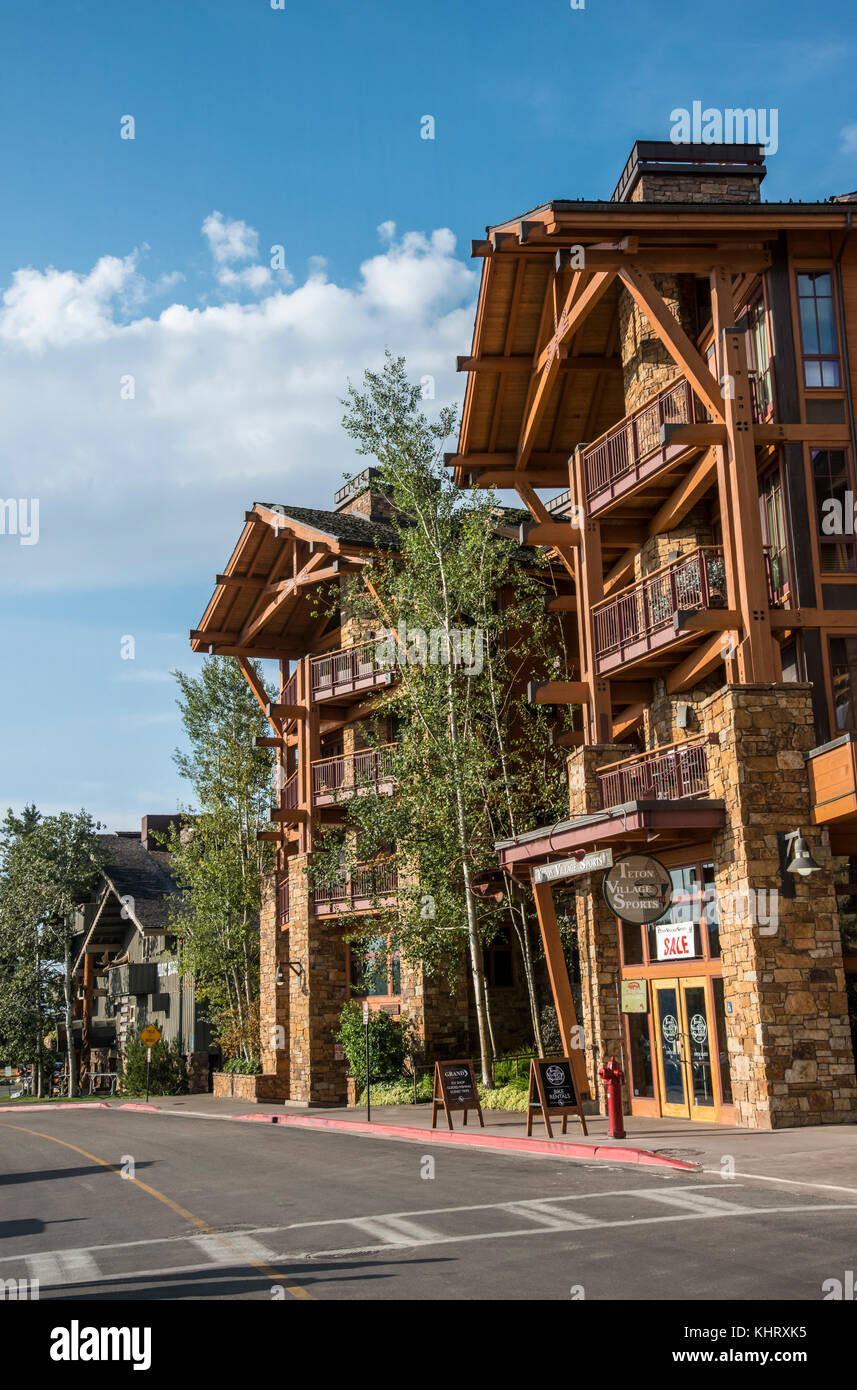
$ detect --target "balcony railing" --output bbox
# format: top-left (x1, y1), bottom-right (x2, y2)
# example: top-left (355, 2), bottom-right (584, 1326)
top-left (310, 639), bottom-right (394, 702)
top-left (280, 770), bottom-right (300, 809)
top-left (583, 378), bottom-right (699, 505)
top-left (312, 744), bottom-right (398, 805)
top-left (592, 546), bottom-right (727, 673)
top-left (597, 734), bottom-right (718, 808)
top-left (276, 880), bottom-right (290, 925)
top-left (313, 863), bottom-right (398, 915)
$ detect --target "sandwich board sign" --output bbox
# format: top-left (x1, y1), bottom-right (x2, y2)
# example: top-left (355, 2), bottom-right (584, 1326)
top-left (431, 1060), bottom-right (484, 1131)
top-left (527, 1057), bottom-right (588, 1139)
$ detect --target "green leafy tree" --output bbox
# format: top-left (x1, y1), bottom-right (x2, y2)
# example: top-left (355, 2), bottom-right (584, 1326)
top-left (318, 354), bottom-right (574, 1084)
top-left (118, 1030), bottom-right (188, 1097)
top-left (0, 809), bottom-right (102, 1095)
top-left (161, 657), bottom-right (275, 1061)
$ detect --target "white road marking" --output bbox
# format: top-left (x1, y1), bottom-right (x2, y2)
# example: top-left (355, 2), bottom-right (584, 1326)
top-left (503, 1201), bottom-right (600, 1229)
top-left (26, 1249), bottom-right (100, 1286)
top-left (702, 1167), bottom-right (857, 1198)
top-left (627, 1187), bottom-right (749, 1216)
top-left (190, 1233), bottom-right (278, 1268)
top-left (348, 1215), bottom-right (442, 1245)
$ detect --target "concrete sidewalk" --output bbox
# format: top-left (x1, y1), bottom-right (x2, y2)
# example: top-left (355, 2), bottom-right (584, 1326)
top-left (79, 1093), bottom-right (857, 1190)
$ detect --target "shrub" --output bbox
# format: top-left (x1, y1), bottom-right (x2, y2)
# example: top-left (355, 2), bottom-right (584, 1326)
top-left (335, 1001), bottom-right (416, 1091)
top-left (478, 1082), bottom-right (529, 1112)
top-left (223, 1056), bottom-right (262, 1075)
top-left (118, 1031), bottom-right (188, 1097)
top-left (357, 1074), bottom-right (434, 1106)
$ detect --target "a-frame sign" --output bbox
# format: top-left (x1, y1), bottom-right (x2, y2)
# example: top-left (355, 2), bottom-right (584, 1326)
top-left (431, 1060), bottom-right (484, 1130)
top-left (527, 1056), bottom-right (588, 1138)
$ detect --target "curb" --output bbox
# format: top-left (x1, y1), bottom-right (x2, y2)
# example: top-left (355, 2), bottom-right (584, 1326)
top-left (118, 1102), bottom-right (159, 1112)
top-left (263, 1112), bottom-right (699, 1170)
top-left (0, 1102), bottom-right (111, 1113)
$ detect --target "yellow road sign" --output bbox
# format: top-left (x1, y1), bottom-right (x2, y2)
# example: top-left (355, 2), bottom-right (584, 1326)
top-left (139, 1025), bottom-right (162, 1048)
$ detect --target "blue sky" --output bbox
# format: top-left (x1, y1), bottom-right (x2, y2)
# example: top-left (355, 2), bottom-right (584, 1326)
top-left (1, 0), bottom-right (855, 828)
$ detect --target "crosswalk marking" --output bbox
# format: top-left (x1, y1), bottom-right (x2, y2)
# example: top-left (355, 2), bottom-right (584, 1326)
top-left (26, 1249), bottom-right (100, 1286)
top-left (348, 1214), bottom-right (442, 1245)
top-left (630, 1187), bottom-right (749, 1216)
top-left (190, 1233), bottom-right (278, 1268)
top-left (503, 1201), bottom-right (600, 1229)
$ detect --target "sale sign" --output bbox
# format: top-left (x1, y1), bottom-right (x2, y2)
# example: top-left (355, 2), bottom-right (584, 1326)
top-left (655, 922), bottom-right (694, 961)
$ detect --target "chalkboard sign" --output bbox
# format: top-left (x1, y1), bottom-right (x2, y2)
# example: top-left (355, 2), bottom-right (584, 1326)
top-left (431, 1060), bottom-right (484, 1130)
top-left (527, 1056), bottom-right (587, 1139)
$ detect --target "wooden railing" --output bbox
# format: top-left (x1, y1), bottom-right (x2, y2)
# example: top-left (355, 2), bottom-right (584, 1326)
top-left (583, 378), bottom-right (698, 503)
top-left (311, 744), bottom-right (398, 804)
top-left (276, 880), bottom-right (290, 925)
top-left (592, 547), bottom-right (727, 668)
top-left (310, 639), bottom-right (393, 701)
top-left (313, 863), bottom-right (398, 914)
top-left (597, 734), bottom-right (718, 807)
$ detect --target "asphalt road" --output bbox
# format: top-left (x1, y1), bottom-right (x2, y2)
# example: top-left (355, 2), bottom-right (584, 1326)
top-left (1, 1108), bottom-right (855, 1301)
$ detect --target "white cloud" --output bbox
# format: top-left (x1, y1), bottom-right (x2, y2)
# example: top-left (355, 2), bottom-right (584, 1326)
top-left (0, 221), bottom-right (476, 593)
top-left (217, 264), bottom-right (277, 292)
top-left (201, 211), bottom-right (259, 264)
top-left (840, 123), bottom-right (857, 155)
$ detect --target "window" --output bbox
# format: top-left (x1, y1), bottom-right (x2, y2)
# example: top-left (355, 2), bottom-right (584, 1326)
top-left (486, 930), bottom-right (514, 988)
top-left (813, 448), bottom-right (857, 572)
top-left (349, 936), bottom-right (400, 999)
top-left (740, 294), bottom-right (774, 420)
top-left (829, 636), bottom-right (857, 732)
top-left (797, 272), bottom-right (841, 388)
top-left (644, 860), bottom-right (720, 962)
top-left (758, 468), bottom-right (790, 603)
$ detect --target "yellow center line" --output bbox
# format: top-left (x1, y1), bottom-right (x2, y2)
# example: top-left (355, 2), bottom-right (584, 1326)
top-left (0, 1122), bottom-right (314, 1300)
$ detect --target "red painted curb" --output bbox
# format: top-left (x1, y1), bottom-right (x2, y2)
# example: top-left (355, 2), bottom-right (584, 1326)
top-left (229, 1113), bottom-right (278, 1123)
top-left (271, 1113), bottom-right (698, 1170)
top-left (0, 1102), bottom-right (111, 1113)
top-left (118, 1102), bottom-right (159, 1112)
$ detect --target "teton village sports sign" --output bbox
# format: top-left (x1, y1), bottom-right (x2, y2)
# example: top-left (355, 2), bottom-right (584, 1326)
top-left (602, 853), bottom-right (672, 925)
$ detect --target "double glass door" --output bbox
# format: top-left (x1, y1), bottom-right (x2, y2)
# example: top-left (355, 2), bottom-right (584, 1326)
top-left (652, 978), bottom-right (717, 1120)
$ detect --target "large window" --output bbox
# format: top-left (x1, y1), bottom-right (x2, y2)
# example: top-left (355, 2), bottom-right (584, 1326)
top-left (797, 272), bottom-right (841, 388)
top-left (813, 448), bottom-right (857, 572)
top-left (830, 636), bottom-right (857, 732)
top-left (740, 293), bottom-right (774, 420)
top-left (758, 468), bottom-right (790, 604)
top-left (349, 935), bottom-right (401, 999)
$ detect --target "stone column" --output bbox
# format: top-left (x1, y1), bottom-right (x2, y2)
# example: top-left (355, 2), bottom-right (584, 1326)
top-left (574, 876), bottom-right (624, 1109)
top-left (287, 852), bottom-right (349, 1104)
top-left (258, 869), bottom-right (290, 1098)
top-left (701, 683), bottom-right (857, 1128)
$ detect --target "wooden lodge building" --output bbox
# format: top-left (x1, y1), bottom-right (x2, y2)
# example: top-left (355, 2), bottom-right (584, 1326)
top-left (191, 480), bottom-right (563, 1103)
top-left (192, 138), bottom-right (857, 1127)
top-left (454, 140), bottom-right (857, 1127)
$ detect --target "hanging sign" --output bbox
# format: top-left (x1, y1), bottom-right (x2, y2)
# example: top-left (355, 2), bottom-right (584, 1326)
top-left (533, 848), bottom-right (613, 885)
top-left (526, 1057), bottom-right (588, 1139)
top-left (603, 854), bottom-right (672, 925)
top-left (620, 979), bottom-right (648, 1013)
top-left (655, 922), bottom-right (695, 961)
top-left (431, 1060), bottom-right (484, 1131)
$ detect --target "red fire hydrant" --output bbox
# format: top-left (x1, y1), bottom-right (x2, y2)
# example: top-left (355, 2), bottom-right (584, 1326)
top-left (599, 1056), bottom-right (626, 1139)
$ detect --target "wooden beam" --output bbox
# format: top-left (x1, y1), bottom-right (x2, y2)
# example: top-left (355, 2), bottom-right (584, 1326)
top-left (547, 596), bottom-right (578, 611)
top-left (457, 354), bottom-right (620, 374)
top-left (235, 657), bottom-right (279, 735)
top-left (515, 481), bottom-right (576, 581)
top-left (518, 271), bottom-right (616, 469)
top-left (612, 704), bottom-right (645, 739)
top-left (677, 609), bottom-right (742, 631)
top-left (769, 608), bottom-right (857, 629)
top-left (579, 249), bottom-right (771, 274)
top-left (446, 452), bottom-right (571, 472)
top-left (602, 547), bottom-right (636, 597)
top-left (531, 881), bottom-right (590, 1099)
top-left (617, 267), bottom-right (725, 422)
top-left (754, 424), bottom-right (852, 445)
top-left (521, 521), bottom-right (582, 547)
top-left (665, 635), bottom-right (724, 693)
top-left (529, 681), bottom-right (589, 704)
top-left (255, 736), bottom-right (284, 749)
top-left (648, 449), bottom-right (717, 536)
top-left (215, 574), bottom-right (266, 589)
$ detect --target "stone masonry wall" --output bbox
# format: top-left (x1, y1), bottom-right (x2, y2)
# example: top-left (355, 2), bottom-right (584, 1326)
top-left (287, 852), bottom-right (350, 1104)
top-left (258, 868), bottom-right (290, 1098)
top-left (700, 684), bottom-right (857, 1127)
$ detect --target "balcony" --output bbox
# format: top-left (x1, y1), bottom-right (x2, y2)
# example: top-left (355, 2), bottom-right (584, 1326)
top-left (313, 863), bottom-right (398, 916)
top-left (582, 378), bottom-right (702, 513)
top-left (597, 734), bottom-right (718, 809)
top-left (592, 546), bottom-right (727, 675)
top-left (276, 880), bottom-right (290, 926)
top-left (310, 639), bottom-right (395, 703)
top-left (312, 744), bottom-right (398, 806)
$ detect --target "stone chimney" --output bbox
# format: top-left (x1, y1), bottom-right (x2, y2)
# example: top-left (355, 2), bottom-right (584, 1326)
top-left (611, 141), bottom-right (765, 416)
top-left (333, 467), bottom-right (400, 523)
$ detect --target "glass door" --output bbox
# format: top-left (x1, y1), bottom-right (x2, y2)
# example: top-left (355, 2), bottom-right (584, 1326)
top-left (652, 978), bottom-right (718, 1121)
